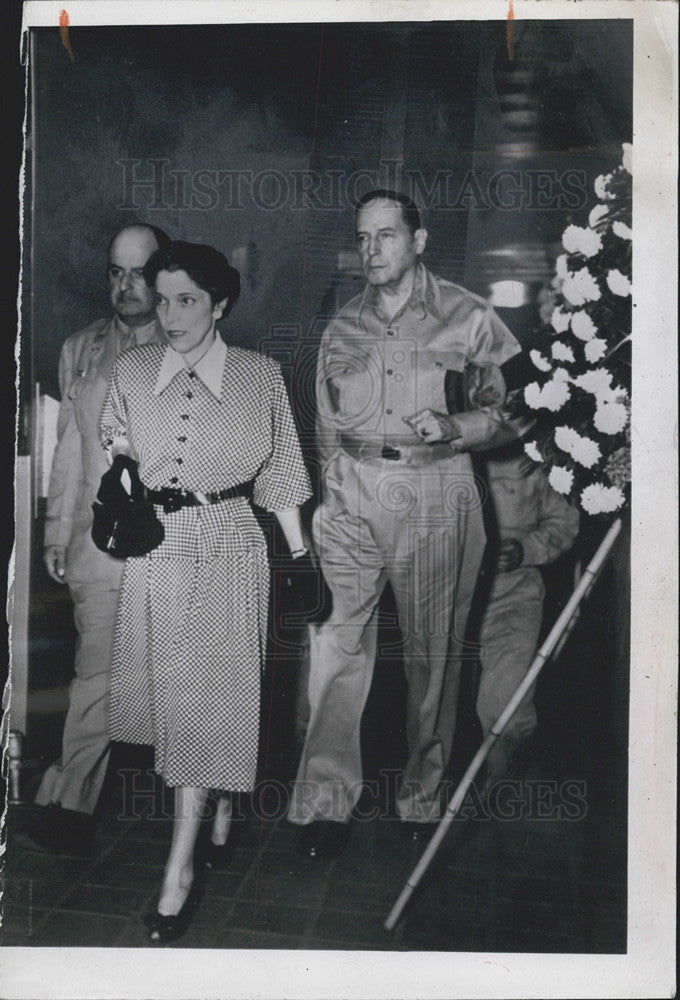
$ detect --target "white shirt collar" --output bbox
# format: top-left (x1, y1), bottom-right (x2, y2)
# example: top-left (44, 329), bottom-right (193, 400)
top-left (154, 335), bottom-right (227, 399)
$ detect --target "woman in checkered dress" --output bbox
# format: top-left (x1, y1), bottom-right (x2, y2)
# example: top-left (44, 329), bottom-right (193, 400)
top-left (99, 241), bottom-right (312, 940)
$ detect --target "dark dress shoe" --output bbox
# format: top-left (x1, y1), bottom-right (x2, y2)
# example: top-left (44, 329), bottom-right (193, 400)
top-left (14, 804), bottom-right (94, 856)
top-left (298, 821), bottom-right (350, 861)
top-left (143, 883), bottom-right (199, 945)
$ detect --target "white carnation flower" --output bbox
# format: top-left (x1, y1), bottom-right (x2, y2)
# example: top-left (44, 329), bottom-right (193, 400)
top-left (524, 382), bottom-right (542, 409)
top-left (524, 379), bottom-right (570, 412)
top-left (562, 225), bottom-right (584, 254)
top-left (562, 225), bottom-right (602, 258)
top-left (562, 273), bottom-right (586, 307)
top-left (551, 307), bottom-right (571, 333)
top-left (554, 425), bottom-right (578, 454)
top-left (540, 378), bottom-right (571, 412)
top-left (594, 401), bottom-right (628, 435)
top-left (530, 350), bottom-right (552, 372)
top-left (549, 465), bottom-right (574, 495)
top-left (570, 310), bottom-right (597, 341)
top-left (553, 367), bottom-right (570, 382)
top-left (594, 174), bottom-right (614, 200)
top-left (555, 254), bottom-right (569, 279)
top-left (581, 483), bottom-right (625, 514)
top-left (552, 341), bottom-right (575, 363)
top-left (588, 204), bottom-right (609, 228)
top-left (606, 268), bottom-right (631, 296)
top-left (573, 268), bottom-right (602, 302)
top-left (574, 369), bottom-right (620, 402)
top-left (524, 441), bottom-right (542, 463)
top-left (622, 143), bottom-right (632, 174)
top-left (585, 338), bottom-right (607, 363)
top-left (554, 425), bottom-right (601, 468)
top-left (570, 432), bottom-right (601, 468)
top-left (612, 220), bottom-right (633, 241)
top-left (580, 229), bottom-right (603, 258)
top-left (574, 369), bottom-right (612, 396)
top-left (563, 268), bottom-right (601, 306)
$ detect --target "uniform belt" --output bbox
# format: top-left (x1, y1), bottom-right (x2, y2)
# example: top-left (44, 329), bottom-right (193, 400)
top-left (339, 436), bottom-right (454, 464)
top-left (145, 481), bottom-right (253, 513)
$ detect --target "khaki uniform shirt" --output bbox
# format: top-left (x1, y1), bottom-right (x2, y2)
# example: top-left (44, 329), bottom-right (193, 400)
top-left (485, 455), bottom-right (581, 568)
top-left (45, 314), bottom-right (162, 552)
top-left (316, 262), bottom-right (521, 466)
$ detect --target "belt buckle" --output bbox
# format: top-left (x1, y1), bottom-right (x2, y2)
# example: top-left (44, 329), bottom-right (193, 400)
top-left (163, 489), bottom-right (186, 514)
top-left (381, 445), bottom-right (401, 461)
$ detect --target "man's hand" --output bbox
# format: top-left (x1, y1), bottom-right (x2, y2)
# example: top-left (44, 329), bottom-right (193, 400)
top-left (403, 409), bottom-right (463, 444)
top-left (44, 545), bottom-right (68, 584)
top-left (497, 538), bottom-right (523, 573)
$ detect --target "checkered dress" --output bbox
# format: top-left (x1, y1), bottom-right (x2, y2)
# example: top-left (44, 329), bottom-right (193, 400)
top-left (99, 342), bottom-right (312, 791)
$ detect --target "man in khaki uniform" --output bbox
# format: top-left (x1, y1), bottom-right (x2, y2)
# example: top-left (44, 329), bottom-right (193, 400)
top-left (31, 224), bottom-right (169, 853)
top-left (288, 191), bottom-right (524, 857)
top-left (477, 450), bottom-right (580, 785)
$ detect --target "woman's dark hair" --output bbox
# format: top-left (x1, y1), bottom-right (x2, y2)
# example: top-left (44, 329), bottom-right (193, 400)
top-left (355, 189), bottom-right (421, 235)
top-left (143, 240), bottom-right (241, 316)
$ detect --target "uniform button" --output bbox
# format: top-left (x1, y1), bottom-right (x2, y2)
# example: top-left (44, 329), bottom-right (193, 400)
top-left (386, 408), bottom-right (393, 415)
top-left (387, 329), bottom-right (394, 336)
top-left (177, 435), bottom-right (187, 442)
top-left (435, 361), bottom-right (443, 368)
top-left (180, 414), bottom-right (189, 420)
top-left (386, 369), bottom-right (393, 375)
top-left (176, 457), bottom-right (183, 464)
top-left (170, 476), bottom-right (178, 484)
top-left (188, 371), bottom-right (196, 379)
top-left (186, 391), bottom-right (193, 399)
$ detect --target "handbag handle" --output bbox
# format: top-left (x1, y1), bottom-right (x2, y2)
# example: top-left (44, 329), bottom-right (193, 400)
top-left (110, 454), bottom-right (146, 503)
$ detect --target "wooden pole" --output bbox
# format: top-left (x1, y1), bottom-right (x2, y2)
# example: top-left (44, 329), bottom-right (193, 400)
top-left (384, 516), bottom-right (623, 931)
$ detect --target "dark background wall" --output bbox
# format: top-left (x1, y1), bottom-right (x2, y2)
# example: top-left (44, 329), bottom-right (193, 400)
top-left (30, 19), bottom-right (632, 407)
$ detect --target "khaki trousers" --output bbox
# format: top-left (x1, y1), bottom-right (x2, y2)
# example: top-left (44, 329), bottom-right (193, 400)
top-left (476, 566), bottom-right (542, 741)
top-left (35, 529), bottom-right (123, 816)
top-left (288, 449), bottom-right (485, 824)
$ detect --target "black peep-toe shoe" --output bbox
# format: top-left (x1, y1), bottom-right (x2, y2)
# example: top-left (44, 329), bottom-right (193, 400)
top-left (143, 882), bottom-right (199, 945)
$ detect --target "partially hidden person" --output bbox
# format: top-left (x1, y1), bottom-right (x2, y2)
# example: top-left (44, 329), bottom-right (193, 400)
top-left (30, 224), bottom-right (170, 855)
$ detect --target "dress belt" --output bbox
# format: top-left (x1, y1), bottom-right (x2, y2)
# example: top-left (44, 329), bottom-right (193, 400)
top-left (145, 481), bottom-right (253, 513)
top-left (339, 435), bottom-right (454, 464)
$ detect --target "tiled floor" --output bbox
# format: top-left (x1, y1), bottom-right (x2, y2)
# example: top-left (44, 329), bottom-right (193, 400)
top-left (1, 732), bottom-right (627, 952)
top-left (3, 544), bottom-right (628, 952)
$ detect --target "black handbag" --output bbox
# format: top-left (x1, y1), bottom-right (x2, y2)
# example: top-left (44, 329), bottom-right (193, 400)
top-left (91, 454), bottom-right (165, 558)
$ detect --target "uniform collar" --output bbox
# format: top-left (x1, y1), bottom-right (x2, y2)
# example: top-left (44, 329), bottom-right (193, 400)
top-left (356, 261), bottom-right (443, 325)
top-left (113, 313), bottom-right (160, 345)
top-left (154, 335), bottom-right (227, 399)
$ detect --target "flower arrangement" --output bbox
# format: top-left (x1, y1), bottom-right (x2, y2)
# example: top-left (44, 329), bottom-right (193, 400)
top-left (515, 144), bottom-right (632, 516)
